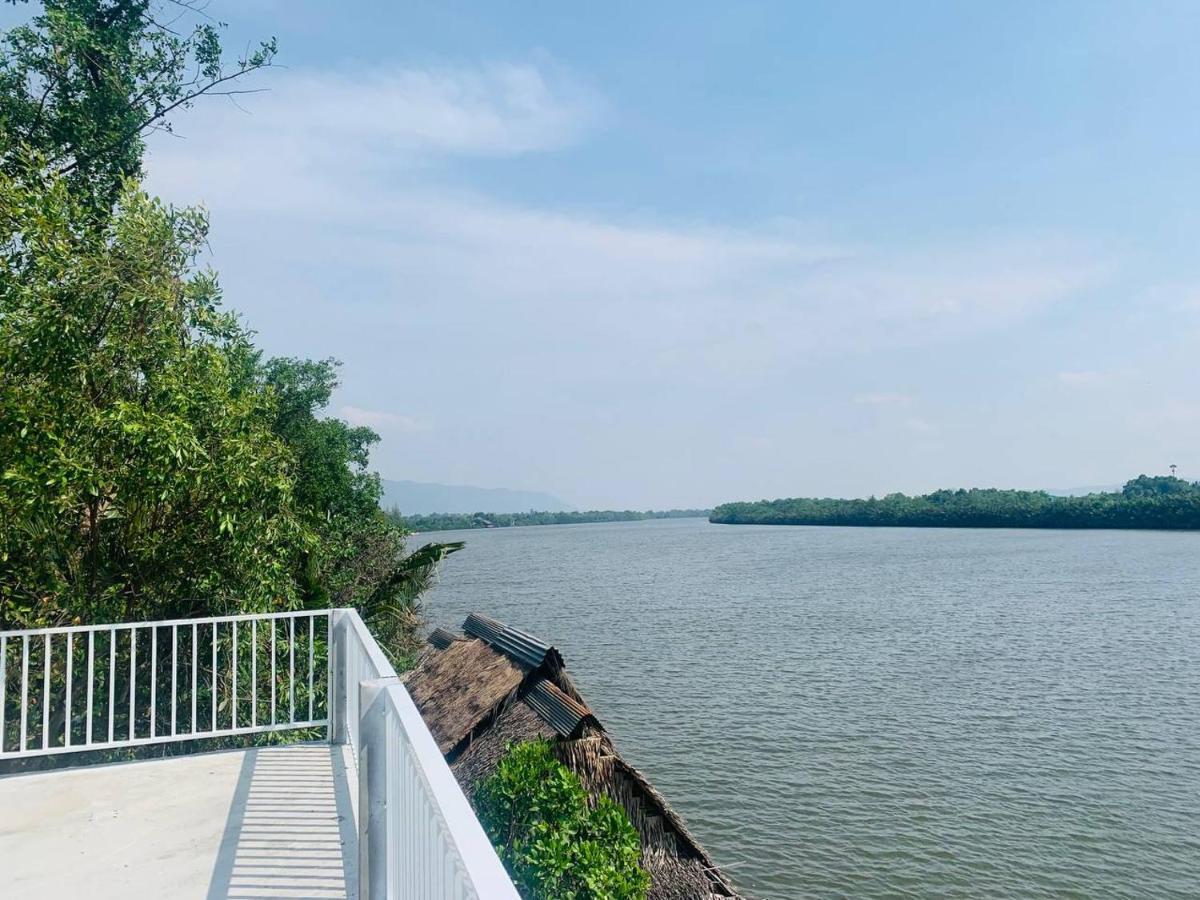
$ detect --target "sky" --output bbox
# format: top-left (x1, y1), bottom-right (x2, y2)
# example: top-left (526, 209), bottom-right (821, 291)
top-left (43, 1), bottom-right (1200, 508)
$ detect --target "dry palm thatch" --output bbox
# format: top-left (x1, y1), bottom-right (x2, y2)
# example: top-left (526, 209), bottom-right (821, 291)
top-left (405, 637), bottom-right (524, 754)
top-left (402, 614), bottom-right (742, 900)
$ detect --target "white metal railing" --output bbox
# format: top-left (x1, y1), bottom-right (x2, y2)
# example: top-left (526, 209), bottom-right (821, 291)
top-left (330, 609), bottom-right (520, 900)
top-left (0, 610), bottom-right (329, 759)
top-left (331, 604), bottom-right (397, 756)
top-left (0, 608), bottom-right (519, 898)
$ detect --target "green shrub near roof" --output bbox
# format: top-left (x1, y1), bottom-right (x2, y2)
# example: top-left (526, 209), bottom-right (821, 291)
top-left (476, 739), bottom-right (650, 900)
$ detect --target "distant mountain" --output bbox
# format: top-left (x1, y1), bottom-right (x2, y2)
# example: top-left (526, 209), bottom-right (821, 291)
top-left (380, 479), bottom-right (573, 515)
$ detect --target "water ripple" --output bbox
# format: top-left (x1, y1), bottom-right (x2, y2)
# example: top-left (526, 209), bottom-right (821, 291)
top-left (423, 521), bottom-right (1200, 899)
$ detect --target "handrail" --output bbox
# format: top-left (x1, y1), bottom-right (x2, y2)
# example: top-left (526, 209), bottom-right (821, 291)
top-left (379, 682), bottom-right (520, 898)
top-left (336, 609), bottom-right (397, 679)
top-left (1, 608), bottom-right (520, 898)
top-left (330, 607), bottom-right (397, 758)
top-left (0, 610), bottom-right (330, 759)
top-left (332, 609), bottom-right (520, 900)
top-left (0, 609), bottom-right (326, 638)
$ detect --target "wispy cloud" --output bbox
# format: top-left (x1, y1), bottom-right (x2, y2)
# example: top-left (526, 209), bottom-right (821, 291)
top-left (148, 63), bottom-right (1107, 378)
top-left (150, 61), bottom-right (600, 205)
top-left (340, 406), bottom-right (431, 432)
top-left (287, 62), bottom-right (601, 157)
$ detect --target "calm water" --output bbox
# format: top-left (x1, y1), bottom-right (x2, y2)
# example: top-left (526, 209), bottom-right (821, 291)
top-left (419, 518), bottom-right (1200, 899)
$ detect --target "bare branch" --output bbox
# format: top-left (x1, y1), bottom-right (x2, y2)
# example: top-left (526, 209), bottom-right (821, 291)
top-left (53, 61), bottom-right (276, 177)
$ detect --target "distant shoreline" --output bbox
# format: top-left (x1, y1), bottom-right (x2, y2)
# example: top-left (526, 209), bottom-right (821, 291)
top-left (710, 476), bottom-right (1200, 531)
top-left (391, 508), bottom-right (711, 533)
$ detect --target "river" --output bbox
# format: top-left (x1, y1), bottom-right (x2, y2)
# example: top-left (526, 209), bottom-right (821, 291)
top-left (418, 517), bottom-right (1200, 899)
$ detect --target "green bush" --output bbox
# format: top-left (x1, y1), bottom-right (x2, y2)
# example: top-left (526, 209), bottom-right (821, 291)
top-left (476, 739), bottom-right (649, 900)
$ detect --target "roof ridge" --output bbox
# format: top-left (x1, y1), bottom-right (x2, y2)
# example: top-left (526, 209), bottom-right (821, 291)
top-left (522, 678), bottom-right (600, 738)
top-left (462, 612), bottom-right (563, 671)
top-left (427, 626), bottom-right (462, 650)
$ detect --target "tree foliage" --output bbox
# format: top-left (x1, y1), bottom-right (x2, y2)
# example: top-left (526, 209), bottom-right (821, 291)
top-left (476, 740), bottom-right (649, 900)
top-left (393, 508), bottom-right (710, 533)
top-left (0, 0), bottom-right (275, 209)
top-left (710, 477), bottom-right (1200, 530)
top-left (0, 171), bottom-right (309, 628)
top-left (1120, 474), bottom-right (1198, 499)
top-left (0, 3), bottom-right (459, 651)
top-left (259, 356), bottom-right (463, 662)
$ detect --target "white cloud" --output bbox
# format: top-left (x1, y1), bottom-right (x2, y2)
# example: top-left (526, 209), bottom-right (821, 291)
top-left (285, 62), bottom-right (599, 157)
top-left (146, 63), bottom-right (1110, 386)
top-left (340, 406), bottom-right (431, 432)
top-left (149, 61), bottom-right (600, 211)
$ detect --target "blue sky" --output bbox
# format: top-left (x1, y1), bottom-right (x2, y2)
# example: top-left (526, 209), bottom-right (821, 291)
top-left (48, 1), bottom-right (1200, 507)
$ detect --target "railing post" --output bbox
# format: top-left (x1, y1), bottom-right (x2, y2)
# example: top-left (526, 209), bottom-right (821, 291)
top-left (358, 676), bottom-right (400, 900)
top-left (329, 610), bottom-right (347, 745)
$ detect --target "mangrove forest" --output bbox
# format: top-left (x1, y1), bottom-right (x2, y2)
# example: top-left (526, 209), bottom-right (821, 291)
top-left (392, 508), bottom-right (710, 532)
top-left (710, 476), bottom-right (1200, 530)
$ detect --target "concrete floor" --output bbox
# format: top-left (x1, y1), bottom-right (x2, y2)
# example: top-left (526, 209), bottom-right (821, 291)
top-left (0, 743), bottom-right (358, 900)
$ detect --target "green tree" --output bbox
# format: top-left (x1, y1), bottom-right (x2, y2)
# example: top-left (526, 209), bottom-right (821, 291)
top-left (259, 357), bottom-right (462, 663)
top-left (476, 739), bottom-right (649, 900)
top-left (392, 508), bottom-right (712, 533)
top-left (262, 358), bottom-right (381, 524)
top-left (710, 476), bottom-right (1200, 530)
top-left (0, 170), bottom-right (308, 628)
top-left (1121, 474), bottom-right (1200, 498)
top-left (1, 2), bottom-right (459, 653)
top-left (0, 0), bottom-right (275, 209)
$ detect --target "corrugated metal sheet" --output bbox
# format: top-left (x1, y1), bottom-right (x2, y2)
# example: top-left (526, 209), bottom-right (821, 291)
top-left (462, 613), bottom-right (559, 670)
top-left (523, 679), bottom-right (598, 738)
top-left (427, 627), bottom-right (460, 650)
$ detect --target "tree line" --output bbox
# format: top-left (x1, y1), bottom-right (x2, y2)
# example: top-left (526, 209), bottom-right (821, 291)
top-left (710, 476), bottom-right (1200, 530)
top-left (0, 1), bottom-right (456, 661)
top-left (391, 508), bottom-right (711, 532)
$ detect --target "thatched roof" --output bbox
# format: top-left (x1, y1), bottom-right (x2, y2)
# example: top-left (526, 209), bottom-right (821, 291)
top-left (403, 614), bottom-right (741, 900)
top-left (405, 636), bottom-right (524, 754)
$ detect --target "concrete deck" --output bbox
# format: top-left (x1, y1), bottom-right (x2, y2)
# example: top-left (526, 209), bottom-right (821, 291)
top-left (0, 743), bottom-right (358, 900)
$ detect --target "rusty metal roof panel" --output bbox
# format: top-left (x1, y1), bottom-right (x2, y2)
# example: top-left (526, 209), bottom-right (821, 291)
top-left (462, 613), bottom-right (559, 670)
top-left (523, 679), bottom-right (598, 738)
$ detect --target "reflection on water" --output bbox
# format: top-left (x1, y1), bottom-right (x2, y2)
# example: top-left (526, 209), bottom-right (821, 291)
top-left (422, 518), bottom-right (1200, 899)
